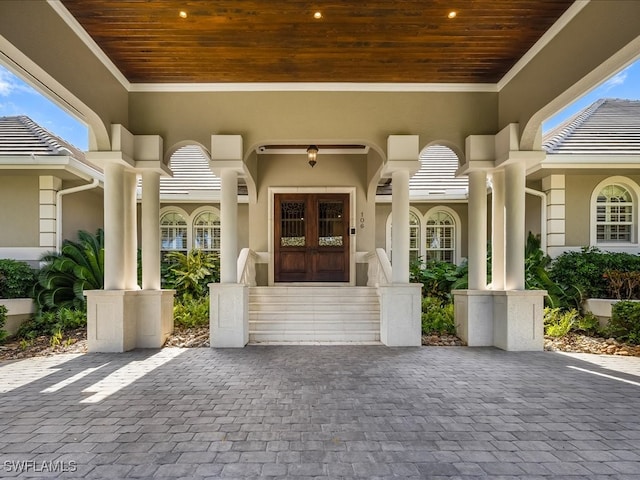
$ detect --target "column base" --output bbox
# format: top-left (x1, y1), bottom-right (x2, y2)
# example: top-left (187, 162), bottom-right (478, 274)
top-left (85, 290), bottom-right (138, 353)
top-left (453, 289), bottom-right (546, 351)
top-left (209, 283), bottom-right (249, 348)
top-left (379, 283), bottom-right (422, 346)
top-left (85, 289), bottom-right (176, 352)
top-left (136, 290), bottom-right (175, 348)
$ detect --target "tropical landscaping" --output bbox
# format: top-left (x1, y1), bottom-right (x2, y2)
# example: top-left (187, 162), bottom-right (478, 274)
top-left (1, 229), bottom-right (640, 358)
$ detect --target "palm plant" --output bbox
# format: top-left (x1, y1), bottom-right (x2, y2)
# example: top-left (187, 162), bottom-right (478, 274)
top-left (36, 229), bottom-right (104, 310)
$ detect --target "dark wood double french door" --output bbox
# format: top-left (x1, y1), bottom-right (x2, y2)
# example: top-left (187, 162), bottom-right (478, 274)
top-left (274, 193), bottom-right (350, 282)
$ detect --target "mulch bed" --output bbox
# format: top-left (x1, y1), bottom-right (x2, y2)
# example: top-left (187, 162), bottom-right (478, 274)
top-left (2, 328), bottom-right (639, 360)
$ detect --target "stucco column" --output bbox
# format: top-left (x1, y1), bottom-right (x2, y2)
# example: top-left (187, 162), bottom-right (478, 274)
top-left (220, 168), bottom-right (238, 283)
top-left (491, 169), bottom-right (506, 290)
top-left (141, 170), bottom-right (161, 290)
top-left (104, 162), bottom-right (126, 290)
top-left (123, 170), bottom-right (138, 290)
top-left (391, 168), bottom-right (410, 283)
top-left (505, 161), bottom-right (526, 290)
top-left (467, 170), bottom-right (487, 290)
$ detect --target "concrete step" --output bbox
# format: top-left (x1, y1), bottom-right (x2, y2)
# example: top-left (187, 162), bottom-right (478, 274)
top-left (248, 286), bottom-right (380, 343)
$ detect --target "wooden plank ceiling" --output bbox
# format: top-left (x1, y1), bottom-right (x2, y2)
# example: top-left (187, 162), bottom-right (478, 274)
top-left (60, 0), bottom-right (574, 84)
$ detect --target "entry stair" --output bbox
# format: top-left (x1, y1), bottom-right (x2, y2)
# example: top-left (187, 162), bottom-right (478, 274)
top-left (248, 286), bottom-right (380, 343)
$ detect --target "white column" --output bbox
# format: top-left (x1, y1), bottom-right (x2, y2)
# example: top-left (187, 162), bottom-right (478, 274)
top-left (391, 168), bottom-right (410, 283)
top-left (141, 171), bottom-right (161, 290)
top-left (123, 171), bottom-right (138, 290)
top-left (491, 170), bottom-right (505, 290)
top-left (505, 161), bottom-right (526, 290)
top-left (39, 176), bottom-right (62, 249)
top-left (220, 168), bottom-right (238, 284)
top-left (468, 170), bottom-right (487, 290)
top-left (103, 162), bottom-right (126, 290)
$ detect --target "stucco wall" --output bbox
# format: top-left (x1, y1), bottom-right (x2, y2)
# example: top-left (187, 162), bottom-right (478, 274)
top-left (0, 176), bottom-right (39, 247)
top-left (251, 153), bottom-right (370, 253)
top-left (61, 187), bottom-right (104, 241)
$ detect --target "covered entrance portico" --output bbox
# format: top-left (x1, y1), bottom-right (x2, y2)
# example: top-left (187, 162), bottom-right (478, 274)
top-left (2, 1), bottom-right (639, 352)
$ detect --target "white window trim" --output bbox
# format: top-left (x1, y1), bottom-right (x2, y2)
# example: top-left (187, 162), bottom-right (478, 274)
top-left (589, 176), bottom-right (640, 248)
top-left (385, 206), bottom-right (461, 265)
top-left (160, 205), bottom-right (222, 252)
top-left (424, 206), bottom-right (462, 265)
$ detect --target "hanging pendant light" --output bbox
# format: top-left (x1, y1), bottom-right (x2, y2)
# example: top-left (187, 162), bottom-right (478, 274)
top-left (307, 145), bottom-right (318, 167)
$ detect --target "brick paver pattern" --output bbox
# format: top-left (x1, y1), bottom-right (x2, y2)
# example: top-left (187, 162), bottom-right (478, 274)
top-left (1, 346), bottom-right (640, 479)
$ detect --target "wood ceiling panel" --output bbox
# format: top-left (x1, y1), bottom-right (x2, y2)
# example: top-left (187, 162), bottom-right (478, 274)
top-left (60, 0), bottom-right (574, 84)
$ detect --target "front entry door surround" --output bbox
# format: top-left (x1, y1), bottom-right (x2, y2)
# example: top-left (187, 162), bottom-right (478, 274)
top-left (274, 193), bottom-right (350, 282)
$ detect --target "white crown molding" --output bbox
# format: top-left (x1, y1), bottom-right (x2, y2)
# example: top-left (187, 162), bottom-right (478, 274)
top-left (497, 0), bottom-right (590, 91)
top-left (47, 0), bottom-right (131, 90)
top-left (129, 82), bottom-right (497, 93)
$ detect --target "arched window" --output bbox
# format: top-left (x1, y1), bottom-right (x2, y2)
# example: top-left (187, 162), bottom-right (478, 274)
top-left (409, 211), bottom-right (421, 263)
top-left (193, 211), bottom-right (221, 253)
top-left (595, 184), bottom-right (634, 243)
top-left (160, 212), bottom-right (188, 253)
top-left (425, 210), bottom-right (455, 263)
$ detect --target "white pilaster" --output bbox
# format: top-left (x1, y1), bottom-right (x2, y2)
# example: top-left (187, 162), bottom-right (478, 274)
top-left (123, 170), bottom-right (138, 290)
top-left (38, 176), bottom-right (62, 249)
top-left (542, 174), bottom-right (566, 248)
top-left (505, 161), bottom-right (526, 290)
top-left (103, 162), bottom-right (126, 290)
top-left (141, 171), bottom-right (161, 290)
top-left (468, 170), bottom-right (487, 290)
top-left (491, 170), bottom-right (506, 290)
top-left (391, 168), bottom-right (410, 283)
top-left (220, 169), bottom-right (238, 284)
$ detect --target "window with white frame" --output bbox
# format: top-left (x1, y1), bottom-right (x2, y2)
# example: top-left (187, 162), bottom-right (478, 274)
top-left (193, 211), bottom-right (221, 253)
top-left (596, 184), bottom-right (634, 243)
top-left (425, 210), bottom-right (455, 262)
top-left (160, 211), bottom-right (188, 253)
top-left (409, 211), bottom-right (421, 263)
top-left (386, 207), bottom-right (459, 265)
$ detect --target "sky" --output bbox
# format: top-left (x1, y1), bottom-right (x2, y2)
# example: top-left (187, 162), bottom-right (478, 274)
top-left (1, 58), bottom-right (640, 152)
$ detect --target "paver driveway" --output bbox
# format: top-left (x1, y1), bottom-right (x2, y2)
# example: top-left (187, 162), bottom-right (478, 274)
top-left (1, 346), bottom-right (640, 479)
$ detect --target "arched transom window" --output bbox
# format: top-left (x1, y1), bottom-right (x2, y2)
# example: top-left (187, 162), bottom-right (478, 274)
top-left (596, 184), bottom-right (634, 243)
top-left (160, 212), bottom-right (188, 253)
top-left (425, 211), bottom-right (455, 263)
top-left (193, 211), bottom-right (221, 253)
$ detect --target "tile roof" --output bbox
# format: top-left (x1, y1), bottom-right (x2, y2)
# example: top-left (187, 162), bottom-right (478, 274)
top-left (160, 145), bottom-right (221, 195)
top-left (543, 98), bottom-right (640, 155)
top-left (410, 145), bottom-right (468, 194)
top-left (0, 115), bottom-right (86, 159)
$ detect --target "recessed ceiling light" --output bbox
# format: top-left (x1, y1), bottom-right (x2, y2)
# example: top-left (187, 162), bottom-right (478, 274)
top-left (313, 11), bottom-right (322, 19)
top-left (447, 11), bottom-right (457, 19)
top-left (179, 11), bottom-right (188, 19)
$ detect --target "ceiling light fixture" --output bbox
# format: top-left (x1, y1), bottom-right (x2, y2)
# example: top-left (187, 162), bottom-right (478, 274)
top-left (307, 145), bottom-right (318, 167)
top-left (313, 11), bottom-right (322, 19)
top-left (447, 11), bottom-right (457, 19)
top-left (179, 11), bottom-right (188, 19)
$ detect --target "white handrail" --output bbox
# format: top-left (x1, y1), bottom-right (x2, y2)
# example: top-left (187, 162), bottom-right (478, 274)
top-left (366, 248), bottom-right (393, 286)
top-left (237, 248), bottom-right (258, 286)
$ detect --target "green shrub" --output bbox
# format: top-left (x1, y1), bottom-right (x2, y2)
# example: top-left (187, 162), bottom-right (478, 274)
top-left (16, 307), bottom-right (86, 339)
top-left (174, 294), bottom-right (210, 328)
top-left (608, 301), bottom-right (640, 345)
top-left (421, 297), bottom-right (455, 335)
top-left (550, 247), bottom-right (640, 300)
top-left (0, 304), bottom-right (7, 342)
top-left (410, 259), bottom-right (468, 302)
top-left (0, 259), bottom-right (37, 299)
top-left (163, 249), bottom-right (219, 298)
top-left (544, 307), bottom-right (580, 337)
top-left (575, 312), bottom-right (601, 336)
top-left (36, 229), bottom-right (104, 311)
